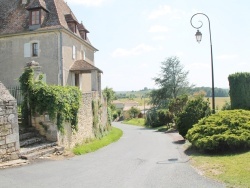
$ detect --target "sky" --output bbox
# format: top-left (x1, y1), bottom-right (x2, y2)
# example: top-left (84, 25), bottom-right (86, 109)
top-left (66, 0), bottom-right (250, 91)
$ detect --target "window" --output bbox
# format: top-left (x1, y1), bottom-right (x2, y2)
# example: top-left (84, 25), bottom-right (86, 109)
top-left (32, 43), bottom-right (38, 57)
top-left (24, 42), bottom-right (39, 57)
top-left (81, 50), bottom-right (86, 60)
top-left (31, 10), bottom-right (40, 25)
top-left (72, 45), bottom-right (76, 59)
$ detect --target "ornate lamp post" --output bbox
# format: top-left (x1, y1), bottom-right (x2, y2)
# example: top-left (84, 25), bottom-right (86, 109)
top-left (190, 13), bottom-right (215, 114)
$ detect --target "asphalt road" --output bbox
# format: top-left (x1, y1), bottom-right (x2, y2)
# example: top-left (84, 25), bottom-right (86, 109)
top-left (0, 122), bottom-right (224, 188)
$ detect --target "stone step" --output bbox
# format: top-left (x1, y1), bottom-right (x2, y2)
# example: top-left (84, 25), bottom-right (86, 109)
top-left (20, 142), bottom-right (57, 156)
top-left (20, 137), bottom-right (44, 147)
top-left (19, 132), bottom-right (37, 141)
top-left (20, 146), bottom-right (64, 160)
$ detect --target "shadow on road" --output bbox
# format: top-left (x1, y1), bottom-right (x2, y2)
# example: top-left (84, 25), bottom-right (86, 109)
top-left (172, 140), bottom-right (186, 145)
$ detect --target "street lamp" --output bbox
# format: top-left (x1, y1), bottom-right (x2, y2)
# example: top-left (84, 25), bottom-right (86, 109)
top-left (190, 13), bottom-right (215, 114)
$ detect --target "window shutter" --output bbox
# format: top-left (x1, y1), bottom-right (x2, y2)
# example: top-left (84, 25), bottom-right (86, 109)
top-left (24, 43), bottom-right (31, 57)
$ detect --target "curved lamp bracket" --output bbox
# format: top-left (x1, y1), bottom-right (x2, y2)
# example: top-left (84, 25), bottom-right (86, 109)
top-left (190, 13), bottom-right (209, 30)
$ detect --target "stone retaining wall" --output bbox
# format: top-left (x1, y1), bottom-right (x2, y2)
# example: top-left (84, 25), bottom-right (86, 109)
top-left (0, 82), bottom-right (20, 162)
top-left (32, 91), bottom-right (108, 149)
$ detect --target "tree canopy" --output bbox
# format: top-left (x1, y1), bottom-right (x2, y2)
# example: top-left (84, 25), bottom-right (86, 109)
top-left (102, 87), bottom-right (116, 107)
top-left (150, 56), bottom-right (190, 107)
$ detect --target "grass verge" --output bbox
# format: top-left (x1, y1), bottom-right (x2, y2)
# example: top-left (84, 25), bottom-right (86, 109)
top-left (73, 127), bottom-right (123, 155)
top-left (123, 118), bottom-right (145, 126)
top-left (189, 150), bottom-right (250, 188)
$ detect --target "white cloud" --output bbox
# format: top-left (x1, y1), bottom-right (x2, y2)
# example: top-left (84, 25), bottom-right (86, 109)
top-left (149, 25), bottom-right (169, 33)
top-left (67, 0), bottom-right (106, 6)
top-left (216, 54), bottom-right (238, 60)
top-left (152, 36), bottom-right (167, 41)
top-left (187, 63), bottom-right (210, 70)
top-left (148, 5), bottom-right (186, 20)
top-left (112, 44), bottom-right (155, 58)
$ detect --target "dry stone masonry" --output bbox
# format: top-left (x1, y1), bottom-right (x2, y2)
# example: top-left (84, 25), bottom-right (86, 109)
top-left (0, 82), bottom-right (20, 162)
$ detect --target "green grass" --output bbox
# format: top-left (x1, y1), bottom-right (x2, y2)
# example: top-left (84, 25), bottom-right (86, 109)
top-left (73, 127), bottom-right (123, 155)
top-left (190, 150), bottom-right (250, 188)
top-left (123, 118), bottom-right (146, 126)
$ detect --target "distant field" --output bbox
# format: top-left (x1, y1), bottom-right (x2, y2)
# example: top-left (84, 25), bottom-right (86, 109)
top-left (116, 97), bottom-right (230, 110)
top-left (118, 98), bottom-right (150, 106)
top-left (208, 97), bottom-right (230, 110)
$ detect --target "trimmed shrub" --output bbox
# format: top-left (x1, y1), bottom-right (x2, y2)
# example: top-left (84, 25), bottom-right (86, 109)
top-left (176, 96), bottom-right (211, 137)
top-left (228, 72), bottom-right (250, 109)
top-left (186, 110), bottom-right (250, 152)
top-left (146, 108), bottom-right (174, 128)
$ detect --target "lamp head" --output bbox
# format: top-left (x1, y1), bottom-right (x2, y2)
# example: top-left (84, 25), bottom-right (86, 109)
top-left (195, 30), bottom-right (202, 43)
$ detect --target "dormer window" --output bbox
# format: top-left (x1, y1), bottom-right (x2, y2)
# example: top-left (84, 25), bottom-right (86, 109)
top-left (31, 10), bottom-right (40, 25)
top-left (65, 14), bottom-right (78, 34)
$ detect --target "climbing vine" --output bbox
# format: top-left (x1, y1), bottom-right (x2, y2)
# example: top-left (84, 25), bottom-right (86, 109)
top-left (92, 99), bottom-right (111, 139)
top-left (19, 67), bottom-right (82, 132)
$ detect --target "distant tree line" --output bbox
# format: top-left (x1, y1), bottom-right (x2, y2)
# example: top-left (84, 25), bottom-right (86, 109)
top-left (115, 87), bottom-right (229, 99)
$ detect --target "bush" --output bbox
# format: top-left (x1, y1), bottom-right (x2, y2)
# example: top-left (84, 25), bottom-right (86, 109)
top-left (145, 108), bottom-right (159, 127)
top-left (146, 108), bottom-right (174, 128)
top-left (176, 96), bottom-right (211, 137)
top-left (157, 109), bottom-right (174, 127)
top-left (221, 101), bottom-right (231, 110)
top-left (127, 107), bottom-right (140, 118)
top-left (112, 112), bottom-right (118, 120)
top-left (186, 110), bottom-right (250, 152)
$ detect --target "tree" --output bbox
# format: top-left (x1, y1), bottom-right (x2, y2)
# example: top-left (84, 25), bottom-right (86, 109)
top-left (149, 88), bottom-right (170, 108)
top-left (102, 87), bottom-right (116, 107)
top-left (168, 94), bottom-right (188, 117)
top-left (128, 107), bottom-right (141, 118)
top-left (150, 56), bottom-right (190, 107)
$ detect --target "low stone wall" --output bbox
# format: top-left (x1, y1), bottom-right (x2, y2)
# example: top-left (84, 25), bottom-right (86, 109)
top-left (0, 82), bottom-right (19, 162)
top-left (32, 91), bottom-right (108, 149)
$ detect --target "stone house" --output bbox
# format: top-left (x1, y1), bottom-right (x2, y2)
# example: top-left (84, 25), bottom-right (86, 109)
top-left (0, 0), bottom-right (108, 155)
top-left (0, 0), bottom-right (102, 92)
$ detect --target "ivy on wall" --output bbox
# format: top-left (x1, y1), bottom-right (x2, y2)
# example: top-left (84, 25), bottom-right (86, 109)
top-left (19, 67), bottom-right (82, 132)
top-left (92, 99), bottom-right (111, 139)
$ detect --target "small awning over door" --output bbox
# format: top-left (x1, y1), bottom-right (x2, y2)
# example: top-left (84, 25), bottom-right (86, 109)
top-left (70, 60), bottom-right (103, 74)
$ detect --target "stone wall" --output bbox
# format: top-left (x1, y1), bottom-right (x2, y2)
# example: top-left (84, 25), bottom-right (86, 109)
top-left (0, 82), bottom-right (19, 162)
top-left (32, 91), bottom-right (108, 149)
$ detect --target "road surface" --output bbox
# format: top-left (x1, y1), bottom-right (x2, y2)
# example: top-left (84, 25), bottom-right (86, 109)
top-left (0, 122), bottom-right (224, 188)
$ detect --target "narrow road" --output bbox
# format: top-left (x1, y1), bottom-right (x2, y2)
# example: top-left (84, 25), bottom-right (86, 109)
top-left (0, 122), bottom-right (224, 188)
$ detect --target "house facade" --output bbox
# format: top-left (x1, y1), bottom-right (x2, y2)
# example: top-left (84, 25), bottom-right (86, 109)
top-left (0, 0), bottom-right (102, 92)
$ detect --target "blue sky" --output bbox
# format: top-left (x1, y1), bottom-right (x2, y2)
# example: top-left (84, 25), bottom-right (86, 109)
top-left (67, 0), bottom-right (250, 91)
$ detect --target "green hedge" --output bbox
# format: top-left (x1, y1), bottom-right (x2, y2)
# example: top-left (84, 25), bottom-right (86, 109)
top-left (186, 110), bottom-right (250, 152)
top-left (176, 96), bottom-right (211, 137)
top-left (228, 72), bottom-right (250, 109)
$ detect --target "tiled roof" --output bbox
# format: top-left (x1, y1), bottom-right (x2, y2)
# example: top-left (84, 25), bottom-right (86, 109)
top-left (26, 0), bottom-right (48, 11)
top-left (70, 60), bottom-right (103, 74)
top-left (0, 0), bottom-right (90, 43)
top-left (65, 14), bottom-right (77, 23)
top-left (78, 23), bottom-right (89, 33)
